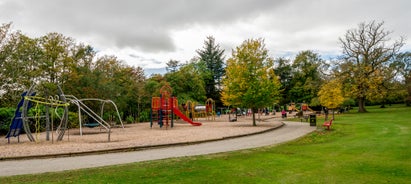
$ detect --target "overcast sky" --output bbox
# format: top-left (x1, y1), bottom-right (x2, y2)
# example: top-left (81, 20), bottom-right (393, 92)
top-left (1, 0), bottom-right (410, 75)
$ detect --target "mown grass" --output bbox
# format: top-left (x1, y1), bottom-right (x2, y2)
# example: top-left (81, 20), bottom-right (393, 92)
top-left (1, 105), bottom-right (411, 183)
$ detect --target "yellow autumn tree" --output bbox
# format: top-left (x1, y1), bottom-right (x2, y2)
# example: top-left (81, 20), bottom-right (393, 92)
top-left (318, 79), bottom-right (344, 120)
top-left (338, 21), bottom-right (404, 112)
top-left (221, 38), bottom-right (281, 126)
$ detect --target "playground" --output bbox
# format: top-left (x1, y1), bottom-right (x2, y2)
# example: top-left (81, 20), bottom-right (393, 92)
top-left (1, 113), bottom-right (284, 159)
top-left (2, 83), bottom-right (331, 160)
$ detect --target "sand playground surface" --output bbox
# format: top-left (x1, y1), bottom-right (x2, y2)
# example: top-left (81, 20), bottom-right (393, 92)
top-left (1, 114), bottom-right (288, 159)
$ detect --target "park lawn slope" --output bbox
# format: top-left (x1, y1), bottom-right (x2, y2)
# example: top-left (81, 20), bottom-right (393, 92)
top-left (1, 105), bottom-right (410, 183)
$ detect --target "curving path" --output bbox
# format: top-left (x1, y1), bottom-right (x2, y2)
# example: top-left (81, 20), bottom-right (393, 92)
top-left (0, 122), bottom-right (316, 177)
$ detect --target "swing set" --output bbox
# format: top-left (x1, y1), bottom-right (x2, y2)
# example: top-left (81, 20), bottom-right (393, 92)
top-left (6, 83), bottom-right (124, 143)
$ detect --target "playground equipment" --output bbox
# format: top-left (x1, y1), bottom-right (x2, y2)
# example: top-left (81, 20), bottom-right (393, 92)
top-left (205, 98), bottom-right (216, 121)
top-left (150, 84), bottom-right (201, 128)
top-left (5, 91), bottom-right (36, 143)
top-left (5, 84), bottom-right (70, 143)
top-left (301, 103), bottom-right (315, 112)
top-left (292, 103), bottom-right (317, 121)
top-left (5, 84), bottom-right (123, 143)
top-left (62, 95), bottom-right (124, 140)
top-left (287, 102), bottom-right (299, 113)
top-left (180, 99), bottom-right (215, 121)
top-left (183, 100), bottom-right (195, 120)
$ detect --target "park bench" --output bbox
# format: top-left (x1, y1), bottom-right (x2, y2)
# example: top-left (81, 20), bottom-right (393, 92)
top-left (323, 118), bottom-right (333, 130)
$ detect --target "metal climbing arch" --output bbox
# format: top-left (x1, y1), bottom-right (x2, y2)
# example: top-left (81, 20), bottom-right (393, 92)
top-left (21, 85), bottom-right (69, 142)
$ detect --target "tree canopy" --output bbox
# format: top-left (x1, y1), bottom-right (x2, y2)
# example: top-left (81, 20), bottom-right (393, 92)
top-left (318, 79), bottom-right (345, 120)
top-left (221, 38), bottom-right (281, 126)
top-left (396, 52), bottom-right (411, 106)
top-left (318, 79), bottom-right (344, 109)
top-left (196, 36), bottom-right (225, 107)
top-left (289, 50), bottom-right (324, 104)
top-left (338, 21), bottom-right (404, 112)
top-left (0, 20), bottom-right (410, 127)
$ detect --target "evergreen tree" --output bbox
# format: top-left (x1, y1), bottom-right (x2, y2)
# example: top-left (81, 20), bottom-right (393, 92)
top-left (273, 57), bottom-right (293, 105)
top-left (196, 36), bottom-right (225, 107)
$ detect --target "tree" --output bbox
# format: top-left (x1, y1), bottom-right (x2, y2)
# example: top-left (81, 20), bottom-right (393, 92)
top-left (338, 21), bottom-right (404, 112)
top-left (221, 38), bottom-right (281, 126)
top-left (196, 36), bottom-right (225, 107)
top-left (367, 60), bottom-right (407, 107)
top-left (115, 65), bottom-right (146, 121)
top-left (396, 52), bottom-right (411, 106)
top-left (0, 22), bottom-right (11, 53)
top-left (165, 61), bottom-right (206, 103)
top-left (289, 50), bottom-right (323, 104)
top-left (273, 57), bottom-right (293, 106)
top-left (62, 44), bottom-right (96, 97)
top-left (165, 59), bottom-right (180, 73)
top-left (0, 30), bottom-right (42, 107)
top-left (318, 79), bottom-right (344, 120)
top-left (0, 25), bottom-right (153, 123)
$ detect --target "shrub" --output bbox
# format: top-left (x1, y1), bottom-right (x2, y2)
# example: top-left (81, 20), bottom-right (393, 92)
top-left (0, 107), bottom-right (15, 135)
top-left (138, 110), bottom-right (150, 122)
top-left (126, 115), bottom-right (135, 124)
top-left (67, 111), bottom-right (79, 128)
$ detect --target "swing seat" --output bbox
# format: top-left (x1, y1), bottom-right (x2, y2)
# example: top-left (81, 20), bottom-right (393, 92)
top-left (84, 122), bottom-right (100, 128)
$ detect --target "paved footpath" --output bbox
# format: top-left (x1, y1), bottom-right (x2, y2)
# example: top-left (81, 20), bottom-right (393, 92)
top-left (0, 122), bottom-right (316, 177)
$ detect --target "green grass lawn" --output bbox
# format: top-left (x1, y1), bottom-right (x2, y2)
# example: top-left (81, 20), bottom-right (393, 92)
top-left (2, 105), bottom-right (411, 183)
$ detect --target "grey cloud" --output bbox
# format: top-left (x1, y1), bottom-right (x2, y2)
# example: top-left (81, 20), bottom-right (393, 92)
top-left (0, 0), bottom-right (292, 53)
top-left (1, 0), bottom-right (410, 59)
top-left (129, 54), bottom-right (142, 59)
top-left (129, 54), bottom-right (162, 64)
top-left (0, 1), bottom-right (18, 15)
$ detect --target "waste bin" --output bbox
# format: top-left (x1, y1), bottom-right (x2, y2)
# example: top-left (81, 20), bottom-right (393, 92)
top-left (309, 114), bottom-right (316, 126)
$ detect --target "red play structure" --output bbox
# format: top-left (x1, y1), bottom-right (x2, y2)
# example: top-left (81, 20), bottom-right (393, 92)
top-left (150, 84), bottom-right (202, 128)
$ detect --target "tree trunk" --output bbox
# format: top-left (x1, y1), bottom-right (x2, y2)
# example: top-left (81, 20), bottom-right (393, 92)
top-left (358, 97), bottom-right (367, 112)
top-left (252, 108), bottom-right (257, 126)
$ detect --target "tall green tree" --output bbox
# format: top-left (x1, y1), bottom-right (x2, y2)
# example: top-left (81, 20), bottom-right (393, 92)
top-left (115, 65), bottom-right (146, 121)
top-left (196, 36), bottom-right (225, 107)
top-left (396, 52), bottom-right (411, 106)
top-left (338, 21), bottom-right (404, 112)
top-left (289, 50), bottom-right (323, 104)
top-left (221, 38), bottom-right (281, 126)
top-left (38, 32), bottom-right (75, 85)
top-left (0, 30), bottom-right (42, 107)
top-left (273, 57), bottom-right (293, 105)
top-left (165, 59), bottom-right (180, 73)
top-left (0, 25), bottom-right (151, 122)
top-left (92, 55), bottom-right (125, 100)
top-left (62, 44), bottom-right (96, 97)
top-left (165, 60), bottom-right (206, 103)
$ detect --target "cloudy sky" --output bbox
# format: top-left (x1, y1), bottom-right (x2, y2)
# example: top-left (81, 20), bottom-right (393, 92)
top-left (1, 0), bottom-right (410, 75)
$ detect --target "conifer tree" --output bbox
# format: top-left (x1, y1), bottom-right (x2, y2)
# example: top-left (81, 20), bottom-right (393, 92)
top-left (196, 36), bottom-right (225, 106)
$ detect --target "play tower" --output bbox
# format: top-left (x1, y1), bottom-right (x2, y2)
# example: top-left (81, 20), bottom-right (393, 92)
top-left (150, 84), bottom-right (201, 128)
